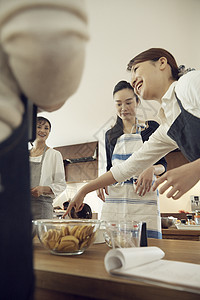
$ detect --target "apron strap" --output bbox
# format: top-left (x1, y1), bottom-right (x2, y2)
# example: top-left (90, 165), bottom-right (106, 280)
top-left (38, 145), bottom-right (48, 180)
top-left (41, 145), bottom-right (47, 164)
top-left (175, 93), bottom-right (185, 111)
top-left (136, 118), bottom-right (146, 134)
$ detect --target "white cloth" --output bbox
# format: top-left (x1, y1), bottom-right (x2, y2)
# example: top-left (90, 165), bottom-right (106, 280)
top-left (0, 0), bottom-right (89, 142)
top-left (101, 132), bottom-right (161, 238)
top-left (29, 148), bottom-right (66, 198)
top-left (111, 70), bottom-right (200, 183)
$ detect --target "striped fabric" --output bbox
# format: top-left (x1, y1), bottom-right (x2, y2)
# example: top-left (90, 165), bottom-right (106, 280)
top-left (101, 131), bottom-right (162, 239)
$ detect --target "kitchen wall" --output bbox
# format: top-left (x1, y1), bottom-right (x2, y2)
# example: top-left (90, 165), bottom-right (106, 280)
top-left (40, 0), bottom-right (200, 216)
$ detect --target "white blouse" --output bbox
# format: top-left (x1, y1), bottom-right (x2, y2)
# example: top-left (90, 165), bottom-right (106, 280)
top-left (29, 148), bottom-right (66, 198)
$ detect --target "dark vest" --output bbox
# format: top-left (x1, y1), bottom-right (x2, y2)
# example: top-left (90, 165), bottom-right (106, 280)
top-left (167, 94), bottom-right (200, 162)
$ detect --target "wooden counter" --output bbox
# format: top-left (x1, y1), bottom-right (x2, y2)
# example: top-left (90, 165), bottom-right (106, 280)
top-left (162, 227), bottom-right (200, 241)
top-left (33, 238), bottom-right (200, 300)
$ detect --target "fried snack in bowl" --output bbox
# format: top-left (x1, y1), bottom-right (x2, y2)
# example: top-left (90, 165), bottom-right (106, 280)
top-left (33, 219), bottom-right (101, 255)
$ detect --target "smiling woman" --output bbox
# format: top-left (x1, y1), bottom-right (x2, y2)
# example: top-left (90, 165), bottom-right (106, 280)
top-left (29, 116), bottom-right (66, 222)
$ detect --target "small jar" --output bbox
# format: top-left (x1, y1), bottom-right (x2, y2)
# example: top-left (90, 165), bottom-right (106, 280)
top-left (181, 219), bottom-right (186, 225)
top-left (194, 210), bottom-right (200, 225)
top-left (186, 214), bottom-right (193, 225)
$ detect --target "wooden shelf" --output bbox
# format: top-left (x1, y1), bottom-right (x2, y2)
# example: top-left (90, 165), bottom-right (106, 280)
top-left (55, 141), bottom-right (98, 182)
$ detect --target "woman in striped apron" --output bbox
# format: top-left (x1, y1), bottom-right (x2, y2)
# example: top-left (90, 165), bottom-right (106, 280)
top-left (98, 81), bottom-right (167, 238)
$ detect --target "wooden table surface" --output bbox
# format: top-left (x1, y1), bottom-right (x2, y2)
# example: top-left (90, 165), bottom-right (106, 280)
top-left (33, 238), bottom-right (200, 300)
top-left (162, 226), bottom-right (200, 241)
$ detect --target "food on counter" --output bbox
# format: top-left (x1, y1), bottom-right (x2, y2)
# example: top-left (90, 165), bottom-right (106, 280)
top-left (194, 210), bottom-right (200, 225)
top-left (178, 210), bottom-right (190, 214)
top-left (42, 224), bottom-right (95, 252)
top-left (181, 219), bottom-right (186, 225)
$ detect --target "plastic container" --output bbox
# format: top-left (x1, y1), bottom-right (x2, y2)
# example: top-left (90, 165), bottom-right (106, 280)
top-left (104, 220), bottom-right (142, 248)
top-left (186, 214), bottom-right (193, 225)
top-left (194, 210), bottom-right (200, 225)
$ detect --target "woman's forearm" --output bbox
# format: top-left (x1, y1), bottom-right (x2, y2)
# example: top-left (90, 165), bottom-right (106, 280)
top-left (63, 171), bottom-right (116, 216)
top-left (81, 171), bottom-right (116, 195)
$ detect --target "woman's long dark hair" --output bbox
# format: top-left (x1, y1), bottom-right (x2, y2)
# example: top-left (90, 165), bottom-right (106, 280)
top-left (107, 80), bottom-right (139, 144)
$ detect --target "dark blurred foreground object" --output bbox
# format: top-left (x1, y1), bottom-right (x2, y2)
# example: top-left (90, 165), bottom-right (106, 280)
top-left (63, 202), bottom-right (92, 219)
top-left (140, 222), bottom-right (148, 247)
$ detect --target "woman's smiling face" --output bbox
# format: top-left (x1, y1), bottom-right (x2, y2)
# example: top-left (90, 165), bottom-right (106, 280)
top-left (131, 59), bottom-right (166, 101)
top-left (36, 121), bottom-right (50, 142)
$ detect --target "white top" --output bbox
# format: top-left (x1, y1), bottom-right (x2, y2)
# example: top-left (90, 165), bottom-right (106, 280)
top-left (111, 70), bottom-right (200, 183)
top-left (0, 0), bottom-right (89, 142)
top-left (29, 148), bottom-right (66, 198)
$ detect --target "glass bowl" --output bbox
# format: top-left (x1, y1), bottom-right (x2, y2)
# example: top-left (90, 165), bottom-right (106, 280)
top-left (33, 219), bottom-right (101, 255)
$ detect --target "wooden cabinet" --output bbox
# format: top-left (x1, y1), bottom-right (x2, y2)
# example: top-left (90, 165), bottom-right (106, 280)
top-left (55, 141), bottom-right (98, 182)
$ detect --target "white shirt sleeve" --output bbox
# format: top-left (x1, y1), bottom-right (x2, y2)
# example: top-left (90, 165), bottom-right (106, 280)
top-left (40, 149), bottom-right (66, 198)
top-left (175, 71), bottom-right (200, 118)
top-left (110, 125), bottom-right (178, 183)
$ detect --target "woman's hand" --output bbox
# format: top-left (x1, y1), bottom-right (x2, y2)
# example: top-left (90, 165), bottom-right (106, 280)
top-left (31, 186), bottom-right (43, 198)
top-left (135, 166), bottom-right (154, 196)
top-left (152, 160), bottom-right (200, 199)
top-left (96, 187), bottom-right (109, 201)
top-left (62, 189), bottom-right (85, 218)
top-left (62, 171), bottom-right (116, 218)
top-left (31, 186), bottom-right (53, 198)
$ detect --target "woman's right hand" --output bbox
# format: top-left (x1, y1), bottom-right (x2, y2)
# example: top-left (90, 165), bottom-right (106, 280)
top-left (62, 189), bottom-right (85, 218)
top-left (31, 186), bottom-right (43, 198)
top-left (96, 187), bottom-right (109, 201)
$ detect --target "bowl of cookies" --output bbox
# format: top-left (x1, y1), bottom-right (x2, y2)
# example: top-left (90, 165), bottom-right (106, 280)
top-left (33, 219), bottom-right (101, 255)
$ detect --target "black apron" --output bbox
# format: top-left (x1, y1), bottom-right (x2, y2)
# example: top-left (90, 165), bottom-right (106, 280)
top-left (167, 94), bottom-right (200, 162)
top-left (0, 101), bottom-right (34, 299)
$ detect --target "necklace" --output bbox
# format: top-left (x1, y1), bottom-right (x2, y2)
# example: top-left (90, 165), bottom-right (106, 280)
top-left (30, 145), bottom-right (46, 157)
top-left (128, 118), bottom-right (147, 134)
top-left (130, 123), bottom-right (137, 134)
top-left (129, 117), bottom-right (138, 134)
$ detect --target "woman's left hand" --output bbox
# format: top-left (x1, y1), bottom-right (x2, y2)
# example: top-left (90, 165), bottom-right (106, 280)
top-left (31, 186), bottom-right (43, 198)
top-left (96, 186), bottom-right (109, 201)
top-left (152, 160), bottom-right (200, 199)
top-left (135, 166), bottom-right (154, 196)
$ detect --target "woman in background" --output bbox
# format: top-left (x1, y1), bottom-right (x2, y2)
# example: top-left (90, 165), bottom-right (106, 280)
top-left (30, 116), bottom-right (66, 220)
top-left (97, 81), bottom-right (167, 238)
